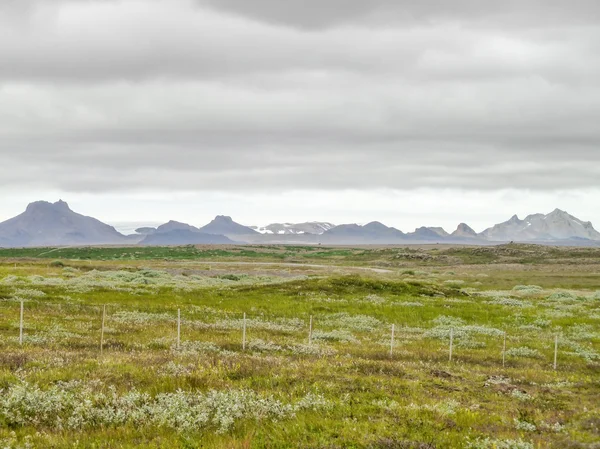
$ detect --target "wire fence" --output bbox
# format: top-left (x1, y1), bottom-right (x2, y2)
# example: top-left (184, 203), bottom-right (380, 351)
top-left (0, 298), bottom-right (583, 372)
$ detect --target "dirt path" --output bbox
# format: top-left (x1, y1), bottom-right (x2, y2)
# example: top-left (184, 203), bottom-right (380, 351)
top-left (198, 261), bottom-right (393, 273)
top-left (36, 248), bottom-right (61, 257)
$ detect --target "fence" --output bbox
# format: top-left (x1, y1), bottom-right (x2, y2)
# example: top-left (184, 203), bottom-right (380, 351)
top-left (1, 299), bottom-right (573, 371)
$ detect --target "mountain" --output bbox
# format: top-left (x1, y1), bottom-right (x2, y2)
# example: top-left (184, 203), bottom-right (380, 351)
top-left (199, 216), bottom-right (258, 236)
top-left (156, 220), bottom-right (200, 233)
top-left (452, 223), bottom-right (478, 239)
top-left (321, 221), bottom-right (405, 244)
top-left (140, 229), bottom-right (233, 245)
top-left (479, 214), bottom-right (528, 241)
top-left (426, 227), bottom-right (449, 238)
top-left (0, 200), bottom-right (128, 247)
top-left (406, 227), bottom-right (448, 241)
top-left (479, 209), bottom-right (600, 242)
top-left (2, 200), bottom-right (598, 247)
top-left (318, 209), bottom-right (600, 244)
top-left (140, 219), bottom-right (234, 245)
top-left (252, 222), bottom-right (335, 235)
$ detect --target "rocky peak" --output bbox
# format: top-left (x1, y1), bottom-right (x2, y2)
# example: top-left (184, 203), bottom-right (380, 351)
top-left (363, 221), bottom-right (389, 231)
top-left (546, 208), bottom-right (570, 219)
top-left (427, 227), bottom-right (449, 237)
top-left (156, 220), bottom-right (199, 233)
top-left (453, 223), bottom-right (477, 237)
top-left (200, 215), bottom-right (257, 235)
top-left (26, 200), bottom-right (71, 213)
top-left (1, 199), bottom-right (126, 247)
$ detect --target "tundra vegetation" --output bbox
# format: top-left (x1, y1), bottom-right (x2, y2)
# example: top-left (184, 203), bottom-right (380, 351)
top-left (0, 243), bottom-right (599, 448)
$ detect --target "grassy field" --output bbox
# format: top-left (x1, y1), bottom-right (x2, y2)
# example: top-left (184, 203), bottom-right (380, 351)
top-left (0, 244), bottom-right (599, 448)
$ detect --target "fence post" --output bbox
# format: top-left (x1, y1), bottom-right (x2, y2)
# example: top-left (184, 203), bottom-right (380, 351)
top-left (308, 315), bottom-right (313, 345)
top-left (449, 328), bottom-right (454, 362)
top-left (177, 308), bottom-right (181, 350)
top-left (242, 312), bottom-right (247, 351)
top-left (502, 331), bottom-right (506, 368)
top-left (553, 334), bottom-right (558, 370)
top-left (19, 300), bottom-right (24, 345)
top-left (100, 305), bottom-right (106, 355)
top-left (390, 324), bottom-right (395, 358)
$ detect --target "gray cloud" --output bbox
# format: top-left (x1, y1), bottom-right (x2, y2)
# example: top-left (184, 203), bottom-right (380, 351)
top-left (195, 0), bottom-right (600, 29)
top-left (0, 0), bottom-right (599, 195)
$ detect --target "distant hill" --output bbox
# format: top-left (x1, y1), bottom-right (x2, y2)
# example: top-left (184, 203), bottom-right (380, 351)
top-left (426, 227), bottom-right (450, 238)
top-left (252, 222), bottom-right (335, 235)
top-left (452, 223), bottom-right (478, 239)
top-left (200, 216), bottom-right (258, 236)
top-left (479, 209), bottom-right (600, 242)
top-left (317, 209), bottom-right (600, 244)
top-left (1, 201), bottom-right (599, 247)
top-left (139, 219), bottom-right (234, 245)
top-left (156, 220), bottom-right (200, 233)
top-left (140, 229), bottom-right (233, 245)
top-left (321, 221), bottom-right (405, 244)
top-left (0, 200), bottom-right (128, 247)
top-left (406, 227), bottom-right (447, 241)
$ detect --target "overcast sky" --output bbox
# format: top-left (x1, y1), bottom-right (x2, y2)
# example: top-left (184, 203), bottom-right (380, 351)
top-left (1, 0), bottom-right (599, 233)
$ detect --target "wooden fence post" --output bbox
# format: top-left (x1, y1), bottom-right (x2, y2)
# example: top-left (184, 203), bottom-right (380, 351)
top-left (100, 305), bottom-right (106, 354)
top-left (19, 301), bottom-right (24, 345)
top-left (390, 324), bottom-right (395, 358)
top-left (177, 308), bottom-right (181, 350)
top-left (308, 315), bottom-right (313, 345)
top-left (449, 328), bottom-right (454, 362)
top-left (553, 334), bottom-right (558, 370)
top-left (502, 331), bottom-right (507, 368)
top-left (242, 312), bottom-right (247, 351)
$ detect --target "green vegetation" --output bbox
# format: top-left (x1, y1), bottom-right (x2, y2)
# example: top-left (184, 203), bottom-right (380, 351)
top-left (2, 242), bottom-right (600, 266)
top-left (0, 244), bottom-right (599, 448)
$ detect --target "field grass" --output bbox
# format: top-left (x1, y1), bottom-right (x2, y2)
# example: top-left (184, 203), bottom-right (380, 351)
top-left (1, 242), bottom-right (599, 265)
top-left (0, 244), bottom-right (599, 448)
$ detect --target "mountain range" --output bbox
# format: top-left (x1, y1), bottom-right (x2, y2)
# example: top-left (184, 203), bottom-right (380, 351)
top-left (135, 216), bottom-right (250, 245)
top-left (0, 201), bottom-right (130, 247)
top-left (0, 200), bottom-right (599, 248)
top-left (251, 222), bottom-right (336, 235)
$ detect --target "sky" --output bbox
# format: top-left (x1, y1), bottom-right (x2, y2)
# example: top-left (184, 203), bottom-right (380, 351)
top-left (1, 0), bottom-right (599, 233)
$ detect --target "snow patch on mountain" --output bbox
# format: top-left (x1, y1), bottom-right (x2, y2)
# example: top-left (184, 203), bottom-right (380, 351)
top-left (252, 222), bottom-right (335, 235)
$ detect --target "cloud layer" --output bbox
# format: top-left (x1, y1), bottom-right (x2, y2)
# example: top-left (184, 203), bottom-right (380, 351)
top-left (1, 0), bottom-right (599, 195)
